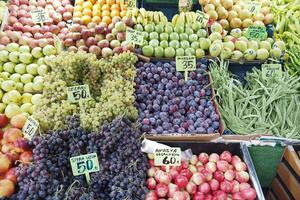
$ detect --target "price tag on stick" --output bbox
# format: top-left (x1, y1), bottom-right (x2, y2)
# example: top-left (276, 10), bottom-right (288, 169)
top-left (30, 8), bottom-right (51, 25)
top-left (195, 10), bottom-right (209, 28)
top-left (22, 117), bottom-right (39, 140)
top-left (154, 148), bottom-right (181, 172)
top-left (67, 84), bottom-right (91, 103)
top-left (126, 28), bottom-right (143, 46)
top-left (54, 35), bottom-right (63, 54)
top-left (246, 2), bottom-right (262, 14)
top-left (176, 56), bottom-right (196, 81)
top-left (70, 153), bottom-right (100, 183)
top-left (262, 64), bottom-right (282, 79)
top-left (125, 0), bottom-right (137, 9)
top-left (246, 26), bottom-right (267, 41)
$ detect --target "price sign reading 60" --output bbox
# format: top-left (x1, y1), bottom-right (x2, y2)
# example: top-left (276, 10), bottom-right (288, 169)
top-left (70, 153), bottom-right (100, 183)
top-left (154, 148), bottom-right (181, 172)
top-left (67, 84), bottom-right (91, 103)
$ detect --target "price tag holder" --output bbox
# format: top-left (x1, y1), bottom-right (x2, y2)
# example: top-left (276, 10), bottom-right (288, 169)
top-left (70, 153), bottom-right (100, 183)
top-left (67, 84), bottom-right (91, 103)
top-left (125, 0), bottom-right (137, 9)
top-left (154, 148), bottom-right (181, 172)
top-left (30, 8), bottom-right (51, 25)
top-left (176, 56), bottom-right (196, 81)
top-left (246, 26), bottom-right (267, 41)
top-left (195, 10), bottom-right (209, 28)
top-left (246, 2), bottom-right (262, 14)
top-left (22, 117), bottom-right (39, 140)
top-left (262, 64), bottom-right (282, 79)
top-left (54, 35), bottom-right (63, 54)
top-left (126, 28), bottom-right (143, 46)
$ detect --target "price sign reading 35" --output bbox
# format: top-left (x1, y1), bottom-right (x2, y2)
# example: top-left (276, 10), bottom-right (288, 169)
top-left (126, 28), bottom-right (143, 46)
top-left (70, 153), bottom-right (100, 183)
top-left (67, 84), bottom-right (91, 103)
top-left (22, 117), bottom-right (39, 140)
top-left (176, 56), bottom-right (196, 71)
top-left (154, 148), bottom-right (181, 171)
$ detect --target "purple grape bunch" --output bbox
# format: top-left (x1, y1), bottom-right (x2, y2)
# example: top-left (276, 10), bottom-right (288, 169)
top-left (135, 60), bottom-right (220, 134)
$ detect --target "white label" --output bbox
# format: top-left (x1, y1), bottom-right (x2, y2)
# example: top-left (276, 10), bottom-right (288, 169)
top-left (154, 148), bottom-right (181, 166)
top-left (30, 9), bottom-right (51, 24)
top-left (22, 116), bottom-right (39, 140)
top-left (67, 84), bottom-right (92, 103)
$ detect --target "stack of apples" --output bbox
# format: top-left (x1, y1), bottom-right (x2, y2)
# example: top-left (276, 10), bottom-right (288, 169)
top-left (0, 113), bottom-right (32, 198)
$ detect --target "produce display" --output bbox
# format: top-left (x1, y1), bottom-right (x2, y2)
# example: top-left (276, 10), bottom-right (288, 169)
top-left (2, 0), bottom-right (74, 47)
top-left (146, 150), bottom-right (257, 199)
top-left (210, 59), bottom-right (300, 139)
top-left (0, 43), bottom-right (55, 118)
top-left (198, 0), bottom-right (274, 29)
top-left (33, 51), bottom-right (137, 131)
top-left (0, 113), bottom-right (32, 198)
top-left (135, 60), bottom-right (220, 134)
top-left (272, 0), bottom-right (300, 75)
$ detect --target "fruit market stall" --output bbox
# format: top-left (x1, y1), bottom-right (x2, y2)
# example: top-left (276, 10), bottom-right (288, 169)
top-left (0, 0), bottom-right (299, 199)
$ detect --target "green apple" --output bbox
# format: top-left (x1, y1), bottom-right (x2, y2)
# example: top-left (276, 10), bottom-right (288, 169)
top-left (6, 43), bottom-right (19, 52)
top-left (19, 52), bottom-right (33, 64)
top-left (15, 63), bottom-right (27, 74)
top-left (8, 52), bottom-right (20, 63)
top-left (199, 38), bottom-right (211, 50)
top-left (155, 24), bottom-right (164, 34)
top-left (10, 73), bottom-right (21, 83)
top-left (142, 40), bottom-right (148, 47)
top-left (1, 80), bottom-right (16, 91)
top-left (1, 72), bottom-right (10, 80)
top-left (37, 57), bottom-right (45, 65)
top-left (160, 33), bottom-right (169, 41)
top-left (33, 80), bottom-right (43, 91)
top-left (174, 26), bottom-right (184, 34)
top-left (142, 32), bottom-right (149, 40)
top-left (185, 27), bottom-right (194, 35)
top-left (23, 82), bottom-right (34, 92)
top-left (185, 48), bottom-right (195, 56)
top-left (176, 48), bottom-right (185, 56)
top-left (197, 29), bottom-right (207, 38)
top-left (169, 40), bottom-right (180, 49)
top-left (0, 50), bottom-right (9, 62)
top-left (189, 34), bottom-right (198, 43)
top-left (169, 32), bottom-right (179, 41)
top-left (165, 25), bottom-right (173, 34)
top-left (33, 76), bottom-right (43, 83)
top-left (149, 32), bottom-right (159, 40)
top-left (149, 39), bottom-right (159, 47)
top-left (19, 45), bottom-right (31, 53)
top-left (16, 82), bottom-right (24, 92)
top-left (154, 46), bottom-right (164, 58)
top-left (26, 63), bottom-right (39, 75)
top-left (144, 24), bottom-right (155, 33)
top-left (42, 45), bottom-right (56, 56)
top-left (164, 47), bottom-right (176, 58)
top-left (191, 41), bottom-right (200, 49)
top-left (142, 45), bottom-right (154, 57)
top-left (180, 40), bottom-right (190, 49)
top-left (3, 62), bottom-right (15, 73)
top-left (180, 33), bottom-right (189, 41)
top-left (20, 74), bottom-right (34, 84)
top-left (134, 24), bottom-right (144, 31)
top-left (192, 22), bottom-right (202, 32)
top-left (195, 49), bottom-right (205, 58)
top-left (160, 40), bottom-right (169, 48)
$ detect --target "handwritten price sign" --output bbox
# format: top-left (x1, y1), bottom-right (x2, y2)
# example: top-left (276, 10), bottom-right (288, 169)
top-left (246, 26), bottom-right (267, 41)
top-left (262, 64), bottom-right (282, 79)
top-left (67, 84), bottom-right (91, 103)
top-left (126, 28), bottom-right (143, 46)
top-left (195, 10), bottom-right (209, 28)
top-left (126, 0), bottom-right (137, 9)
top-left (70, 153), bottom-right (100, 183)
top-left (246, 2), bottom-right (262, 14)
top-left (176, 56), bottom-right (196, 71)
top-left (154, 148), bottom-right (181, 171)
top-left (22, 117), bottom-right (39, 140)
top-left (30, 9), bottom-right (51, 24)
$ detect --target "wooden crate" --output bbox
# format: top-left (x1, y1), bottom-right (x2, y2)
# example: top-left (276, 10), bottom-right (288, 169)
top-left (267, 145), bottom-right (300, 200)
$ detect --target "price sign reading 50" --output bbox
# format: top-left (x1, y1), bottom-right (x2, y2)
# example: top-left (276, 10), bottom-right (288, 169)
top-left (154, 148), bottom-right (181, 172)
top-left (126, 28), bottom-right (143, 46)
top-left (70, 153), bottom-right (100, 183)
top-left (22, 117), bottom-right (39, 140)
top-left (67, 84), bottom-right (91, 103)
top-left (246, 26), bottom-right (267, 41)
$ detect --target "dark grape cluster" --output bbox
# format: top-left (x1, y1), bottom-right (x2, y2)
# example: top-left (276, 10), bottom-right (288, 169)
top-left (135, 60), bottom-right (220, 134)
top-left (8, 116), bottom-right (148, 200)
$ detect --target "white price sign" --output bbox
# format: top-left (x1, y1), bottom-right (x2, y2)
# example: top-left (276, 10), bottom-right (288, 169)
top-left (67, 84), bottom-right (91, 103)
top-left (22, 117), bottom-right (39, 140)
top-left (30, 8), bottom-right (51, 24)
top-left (154, 148), bottom-right (181, 172)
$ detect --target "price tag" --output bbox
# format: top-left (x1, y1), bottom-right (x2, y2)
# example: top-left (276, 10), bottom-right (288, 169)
top-left (176, 56), bottom-right (196, 81)
top-left (30, 9), bottom-right (51, 24)
top-left (246, 26), bottom-right (267, 41)
top-left (195, 10), bottom-right (209, 28)
top-left (126, 28), bottom-right (143, 46)
top-left (22, 117), bottom-right (39, 140)
top-left (246, 2), bottom-right (262, 14)
top-left (54, 35), bottom-right (63, 54)
top-left (262, 64), bottom-right (282, 79)
top-left (179, 0), bottom-right (188, 7)
top-left (67, 84), bottom-right (91, 103)
top-left (70, 153), bottom-right (100, 183)
top-left (125, 0), bottom-right (137, 9)
top-left (154, 148), bottom-right (181, 172)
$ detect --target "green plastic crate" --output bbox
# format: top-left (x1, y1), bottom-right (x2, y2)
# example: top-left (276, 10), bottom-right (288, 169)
top-left (248, 145), bottom-right (284, 188)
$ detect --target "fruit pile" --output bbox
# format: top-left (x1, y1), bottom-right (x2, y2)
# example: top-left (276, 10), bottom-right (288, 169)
top-left (207, 22), bottom-right (285, 61)
top-left (135, 60), bottom-right (220, 134)
top-left (126, 8), bottom-right (168, 25)
top-left (146, 151), bottom-right (257, 200)
top-left (0, 43), bottom-right (56, 118)
top-left (73, 0), bottom-right (127, 26)
top-left (33, 51), bottom-right (138, 131)
top-left (138, 22), bottom-right (208, 58)
top-left (9, 116), bottom-right (148, 200)
top-left (2, 0), bottom-right (74, 47)
top-left (63, 16), bottom-right (134, 56)
top-left (199, 0), bottom-right (274, 29)
top-left (0, 113), bottom-right (32, 198)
